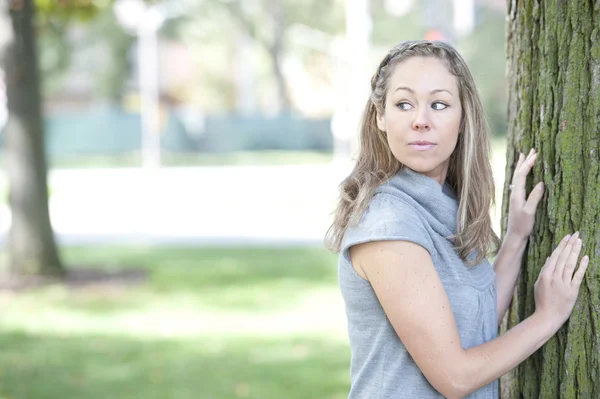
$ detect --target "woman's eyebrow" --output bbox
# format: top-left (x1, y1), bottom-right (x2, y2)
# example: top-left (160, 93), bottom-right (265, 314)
top-left (393, 86), bottom-right (453, 96)
top-left (430, 89), bottom-right (453, 96)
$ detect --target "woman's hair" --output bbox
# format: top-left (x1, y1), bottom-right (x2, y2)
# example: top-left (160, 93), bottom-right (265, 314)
top-left (324, 40), bottom-right (500, 266)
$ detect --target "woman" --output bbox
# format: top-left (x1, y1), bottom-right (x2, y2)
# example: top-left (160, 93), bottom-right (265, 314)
top-left (325, 40), bottom-right (589, 399)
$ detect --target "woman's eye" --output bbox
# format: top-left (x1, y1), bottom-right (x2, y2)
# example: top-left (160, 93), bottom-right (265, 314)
top-left (397, 102), bottom-right (413, 110)
top-left (432, 102), bottom-right (448, 110)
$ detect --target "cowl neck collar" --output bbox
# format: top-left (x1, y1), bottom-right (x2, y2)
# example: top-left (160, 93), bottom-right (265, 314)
top-left (375, 166), bottom-right (458, 238)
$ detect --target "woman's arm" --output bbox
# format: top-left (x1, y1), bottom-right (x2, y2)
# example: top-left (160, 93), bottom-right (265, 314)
top-left (493, 233), bottom-right (528, 325)
top-left (350, 233), bottom-right (587, 399)
top-left (497, 149), bottom-right (545, 325)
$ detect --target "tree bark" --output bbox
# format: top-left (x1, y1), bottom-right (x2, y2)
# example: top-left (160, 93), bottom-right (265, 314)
top-left (3, 0), bottom-right (64, 277)
top-left (501, 0), bottom-right (599, 397)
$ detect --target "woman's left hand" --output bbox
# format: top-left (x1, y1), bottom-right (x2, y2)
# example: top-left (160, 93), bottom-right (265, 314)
top-left (507, 148), bottom-right (545, 241)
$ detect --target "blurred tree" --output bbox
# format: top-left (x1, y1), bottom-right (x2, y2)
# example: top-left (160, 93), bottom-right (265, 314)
top-left (0, 0), bottom-right (165, 276)
top-left (35, 0), bottom-right (105, 96)
top-left (501, 1), bottom-right (599, 397)
top-left (2, 0), bottom-right (64, 276)
top-left (84, 7), bottom-right (134, 102)
top-left (0, 0), bottom-right (116, 277)
top-left (206, 0), bottom-right (344, 113)
top-left (35, 0), bottom-right (155, 101)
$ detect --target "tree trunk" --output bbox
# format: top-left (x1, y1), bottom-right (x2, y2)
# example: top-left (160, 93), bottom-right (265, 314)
top-left (224, 0), bottom-right (291, 114)
top-left (3, 0), bottom-right (64, 277)
top-left (268, 0), bottom-right (291, 113)
top-left (501, 1), bottom-right (599, 397)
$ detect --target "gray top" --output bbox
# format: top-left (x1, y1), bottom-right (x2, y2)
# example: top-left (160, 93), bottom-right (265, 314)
top-left (339, 167), bottom-right (498, 399)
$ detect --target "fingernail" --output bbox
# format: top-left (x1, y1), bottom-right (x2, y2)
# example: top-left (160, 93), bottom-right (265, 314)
top-left (583, 256), bottom-right (589, 263)
top-left (573, 231), bottom-right (580, 239)
top-left (537, 182), bottom-right (544, 191)
top-left (564, 234), bottom-right (571, 241)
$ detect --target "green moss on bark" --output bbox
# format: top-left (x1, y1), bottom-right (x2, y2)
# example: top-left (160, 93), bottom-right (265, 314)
top-left (502, 1), bottom-right (600, 398)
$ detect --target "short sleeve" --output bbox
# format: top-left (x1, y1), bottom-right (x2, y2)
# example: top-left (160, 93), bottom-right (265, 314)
top-left (340, 193), bottom-right (436, 264)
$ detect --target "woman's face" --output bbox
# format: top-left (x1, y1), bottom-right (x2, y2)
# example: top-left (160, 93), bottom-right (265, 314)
top-left (376, 56), bottom-right (462, 185)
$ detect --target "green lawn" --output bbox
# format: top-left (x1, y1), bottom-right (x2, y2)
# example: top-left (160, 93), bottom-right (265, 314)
top-left (0, 137), bottom-right (511, 397)
top-left (0, 246), bottom-right (350, 399)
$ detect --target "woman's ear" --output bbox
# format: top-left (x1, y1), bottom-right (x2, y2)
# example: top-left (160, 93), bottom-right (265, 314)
top-left (376, 111), bottom-right (386, 132)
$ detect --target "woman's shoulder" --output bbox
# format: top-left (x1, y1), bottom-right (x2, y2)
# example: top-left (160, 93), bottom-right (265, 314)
top-left (361, 192), bottom-right (421, 228)
top-left (340, 193), bottom-right (435, 261)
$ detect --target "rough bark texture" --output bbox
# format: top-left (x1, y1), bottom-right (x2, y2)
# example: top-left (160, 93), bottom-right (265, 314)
top-left (501, 0), bottom-right (600, 398)
top-left (3, 0), bottom-right (64, 276)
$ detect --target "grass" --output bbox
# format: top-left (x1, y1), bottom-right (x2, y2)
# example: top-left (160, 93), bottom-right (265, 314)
top-left (0, 137), bottom-right (512, 397)
top-left (0, 245), bottom-right (349, 399)
top-left (0, 333), bottom-right (349, 399)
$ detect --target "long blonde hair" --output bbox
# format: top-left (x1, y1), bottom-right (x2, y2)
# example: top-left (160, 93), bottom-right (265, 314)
top-left (324, 40), bottom-right (500, 265)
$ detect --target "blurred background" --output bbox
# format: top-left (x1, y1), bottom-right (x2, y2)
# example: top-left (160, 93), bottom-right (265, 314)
top-left (0, 0), bottom-right (508, 398)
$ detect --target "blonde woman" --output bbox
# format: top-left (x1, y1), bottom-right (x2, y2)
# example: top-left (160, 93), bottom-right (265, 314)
top-left (325, 40), bottom-right (589, 399)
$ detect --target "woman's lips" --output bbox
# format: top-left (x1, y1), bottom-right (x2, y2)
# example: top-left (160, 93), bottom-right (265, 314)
top-left (408, 143), bottom-right (436, 151)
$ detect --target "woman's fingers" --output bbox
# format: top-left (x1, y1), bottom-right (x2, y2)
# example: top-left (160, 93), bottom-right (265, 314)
top-left (572, 256), bottom-right (590, 287)
top-left (511, 151), bottom-right (528, 184)
top-left (553, 232), bottom-right (580, 280)
top-left (523, 181), bottom-right (545, 215)
top-left (544, 234), bottom-right (571, 276)
top-left (562, 235), bottom-right (583, 282)
top-left (516, 152), bottom-right (525, 170)
top-left (511, 149), bottom-right (538, 197)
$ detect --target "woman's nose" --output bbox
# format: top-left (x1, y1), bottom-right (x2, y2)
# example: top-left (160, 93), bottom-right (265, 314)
top-left (412, 108), bottom-right (431, 131)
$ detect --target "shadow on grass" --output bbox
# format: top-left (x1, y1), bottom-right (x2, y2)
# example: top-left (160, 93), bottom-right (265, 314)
top-left (0, 331), bottom-right (350, 399)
